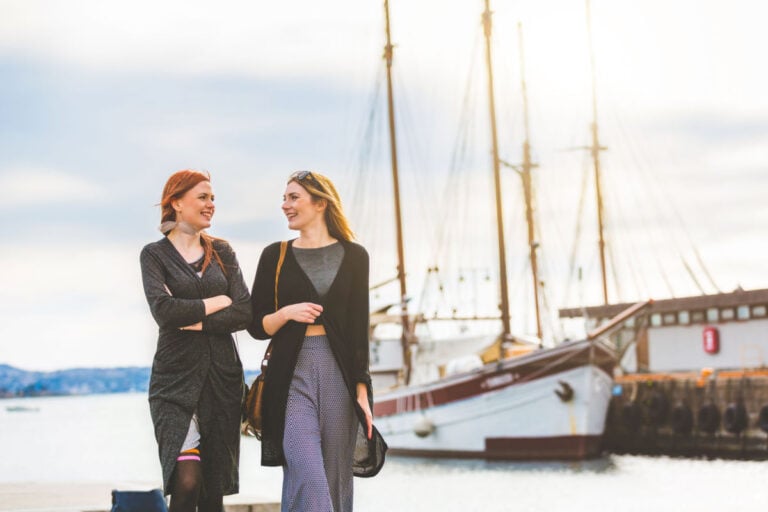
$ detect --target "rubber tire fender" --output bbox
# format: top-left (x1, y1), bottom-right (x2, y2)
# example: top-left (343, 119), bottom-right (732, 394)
top-left (670, 403), bottom-right (694, 435)
top-left (757, 404), bottom-right (768, 433)
top-left (622, 401), bottom-right (642, 432)
top-left (697, 402), bottom-right (721, 434)
top-left (723, 402), bottom-right (748, 434)
top-left (646, 390), bottom-right (669, 425)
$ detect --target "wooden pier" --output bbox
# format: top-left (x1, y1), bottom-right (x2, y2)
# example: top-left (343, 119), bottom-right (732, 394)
top-left (0, 482), bottom-right (279, 512)
top-left (604, 370), bottom-right (768, 459)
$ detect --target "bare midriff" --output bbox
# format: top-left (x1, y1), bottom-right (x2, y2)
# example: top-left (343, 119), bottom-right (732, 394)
top-left (305, 324), bottom-right (326, 336)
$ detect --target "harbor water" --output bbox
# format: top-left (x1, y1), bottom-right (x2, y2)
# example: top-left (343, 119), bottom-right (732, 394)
top-left (2, 393), bottom-right (767, 511)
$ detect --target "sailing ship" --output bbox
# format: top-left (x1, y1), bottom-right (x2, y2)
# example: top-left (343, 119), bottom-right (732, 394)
top-left (367, 0), bottom-right (647, 459)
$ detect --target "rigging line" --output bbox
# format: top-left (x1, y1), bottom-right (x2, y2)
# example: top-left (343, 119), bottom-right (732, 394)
top-left (597, 150), bottom-right (642, 301)
top-left (381, 386), bottom-right (558, 435)
top-left (538, 273), bottom-right (561, 344)
top-left (529, 178), bottom-right (553, 331)
top-left (494, 27), bottom-right (519, 161)
top-left (434, 26), bottom-right (483, 266)
top-left (611, 110), bottom-right (719, 294)
top-left (682, 257), bottom-right (707, 295)
top-left (351, 66), bottom-right (385, 208)
top-left (353, 65), bottom-right (385, 167)
top-left (606, 232), bottom-right (622, 302)
top-left (607, 114), bottom-right (677, 298)
top-left (395, 73), bottom-right (439, 251)
top-left (344, 60), bottom-right (384, 171)
top-left (534, 167), bottom-right (569, 308)
top-left (356, 108), bottom-right (380, 238)
top-left (564, 151), bottom-right (592, 306)
top-left (616, 118), bottom-right (699, 297)
top-left (604, 185), bottom-right (647, 300)
top-left (358, 92), bottom-right (389, 269)
top-left (619, 170), bottom-right (668, 300)
top-left (515, 256), bottom-right (534, 335)
top-left (608, 115), bottom-right (671, 292)
top-left (693, 247), bottom-right (721, 293)
top-left (350, 119), bottom-right (378, 243)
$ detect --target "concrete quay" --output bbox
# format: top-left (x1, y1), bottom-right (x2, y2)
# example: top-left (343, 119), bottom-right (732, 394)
top-left (0, 482), bottom-right (279, 512)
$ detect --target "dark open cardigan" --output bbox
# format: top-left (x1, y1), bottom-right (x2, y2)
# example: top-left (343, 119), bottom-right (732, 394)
top-left (247, 239), bottom-right (386, 477)
top-left (140, 237), bottom-right (252, 496)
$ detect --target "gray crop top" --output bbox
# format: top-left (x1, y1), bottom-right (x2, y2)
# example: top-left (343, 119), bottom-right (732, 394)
top-left (292, 242), bottom-right (345, 297)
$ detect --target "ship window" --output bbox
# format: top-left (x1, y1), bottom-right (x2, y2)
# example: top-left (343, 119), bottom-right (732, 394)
top-left (753, 305), bottom-right (767, 317)
top-left (721, 308), bottom-right (735, 321)
top-left (678, 310), bottom-right (690, 325)
top-left (707, 308), bottom-right (719, 322)
top-left (650, 313), bottom-right (662, 327)
top-left (737, 305), bottom-right (750, 320)
top-left (691, 310), bottom-right (705, 323)
top-left (663, 313), bottom-right (677, 325)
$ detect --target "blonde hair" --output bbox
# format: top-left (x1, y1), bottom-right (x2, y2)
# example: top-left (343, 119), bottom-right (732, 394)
top-left (288, 171), bottom-right (355, 241)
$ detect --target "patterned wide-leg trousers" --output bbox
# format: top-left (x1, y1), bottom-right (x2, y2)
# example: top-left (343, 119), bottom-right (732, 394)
top-left (282, 335), bottom-right (356, 512)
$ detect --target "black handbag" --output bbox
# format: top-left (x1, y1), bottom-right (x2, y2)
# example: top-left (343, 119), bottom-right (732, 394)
top-left (111, 489), bottom-right (168, 512)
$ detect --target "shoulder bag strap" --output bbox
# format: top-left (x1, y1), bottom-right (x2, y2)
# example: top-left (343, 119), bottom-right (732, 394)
top-left (274, 241), bottom-right (288, 311)
top-left (263, 241), bottom-right (288, 368)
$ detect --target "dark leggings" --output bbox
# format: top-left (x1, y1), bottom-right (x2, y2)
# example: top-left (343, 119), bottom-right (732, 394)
top-left (169, 460), bottom-right (223, 512)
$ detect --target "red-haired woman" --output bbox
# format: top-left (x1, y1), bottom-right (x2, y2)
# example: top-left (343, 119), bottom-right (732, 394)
top-left (248, 171), bottom-right (386, 512)
top-left (140, 170), bottom-right (251, 511)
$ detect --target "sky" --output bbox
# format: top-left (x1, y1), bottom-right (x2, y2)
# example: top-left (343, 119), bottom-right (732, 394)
top-left (1, 0), bottom-right (767, 371)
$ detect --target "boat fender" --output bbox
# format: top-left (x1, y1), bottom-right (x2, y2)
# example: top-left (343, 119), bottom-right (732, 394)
top-left (413, 415), bottom-right (435, 438)
top-left (757, 404), bottom-right (768, 433)
top-left (646, 390), bottom-right (669, 425)
top-left (723, 402), bottom-right (748, 435)
top-left (697, 402), bottom-right (720, 434)
top-left (622, 401), bottom-right (642, 432)
top-left (555, 381), bottom-right (574, 402)
top-left (670, 403), bottom-right (694, 435)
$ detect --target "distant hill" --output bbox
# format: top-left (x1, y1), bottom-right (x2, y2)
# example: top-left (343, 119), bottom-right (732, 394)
top-left (0, 364), bottom-right (261, 398)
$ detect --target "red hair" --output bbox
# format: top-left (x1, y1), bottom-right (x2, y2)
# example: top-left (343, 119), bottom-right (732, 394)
top-left (160, 170), bottom-right (225, 275)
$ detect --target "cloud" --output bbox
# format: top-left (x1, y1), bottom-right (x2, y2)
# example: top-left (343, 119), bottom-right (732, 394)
top-left (0, 168), bottom-right (106, 209)
top-left (0, 0), bottom-right (380, 82)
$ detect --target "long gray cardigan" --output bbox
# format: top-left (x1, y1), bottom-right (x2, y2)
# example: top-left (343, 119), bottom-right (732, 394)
top-left (140, 237), bottom-right (252, 496)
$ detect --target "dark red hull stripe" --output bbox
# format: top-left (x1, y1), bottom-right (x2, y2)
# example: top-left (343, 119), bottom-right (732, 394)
top-left (385, 435), bottom-right (603, 460)
top-left (374, 341), bottom-right (615, 417)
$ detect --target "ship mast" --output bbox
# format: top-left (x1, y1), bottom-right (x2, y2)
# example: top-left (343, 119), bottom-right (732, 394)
top-left (585, 0), bottom-right (609, 305)
top-left (501, 23), bottom-right (542, 342)
top-left (383, 0), bottom-right (412, 383)
top-left (516, 23), bottom-right (543, 342)
top-left (482, 0), bottom-right (512, 341)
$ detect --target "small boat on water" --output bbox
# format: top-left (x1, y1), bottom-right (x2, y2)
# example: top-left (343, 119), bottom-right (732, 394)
top-left (5, 405), bottom-right (40, 412)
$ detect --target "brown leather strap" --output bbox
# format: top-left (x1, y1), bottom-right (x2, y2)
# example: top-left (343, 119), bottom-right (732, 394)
top-left (274, 241), bottom-right (288, 311)
top-left (263, 241), bottom-right (288, 369)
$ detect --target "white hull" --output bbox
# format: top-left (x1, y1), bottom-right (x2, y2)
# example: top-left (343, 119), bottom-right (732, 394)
top-left (373, 340), bottom-right (615, 459)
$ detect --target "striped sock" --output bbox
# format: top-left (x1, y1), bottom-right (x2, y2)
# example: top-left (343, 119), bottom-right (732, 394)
top-left (176, 447), bottom-right (201, 462)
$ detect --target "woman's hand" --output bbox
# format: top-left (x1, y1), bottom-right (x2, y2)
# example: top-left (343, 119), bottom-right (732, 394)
top-left (281, 302), bottom-right (323, 324)
top-left (262, 302), bottom-right (323, 336)
top-left (357, 382), bottom-right (373, 440)
top-left (203, 295), bottom-right (232, 315)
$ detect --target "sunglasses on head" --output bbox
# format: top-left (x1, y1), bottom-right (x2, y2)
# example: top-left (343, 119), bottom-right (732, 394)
top-left (290, 170), bottom-right (322, 190)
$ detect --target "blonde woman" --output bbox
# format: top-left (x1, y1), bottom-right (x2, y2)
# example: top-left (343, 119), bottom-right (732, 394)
top-left (248, 171), bottom-right (386, 512)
